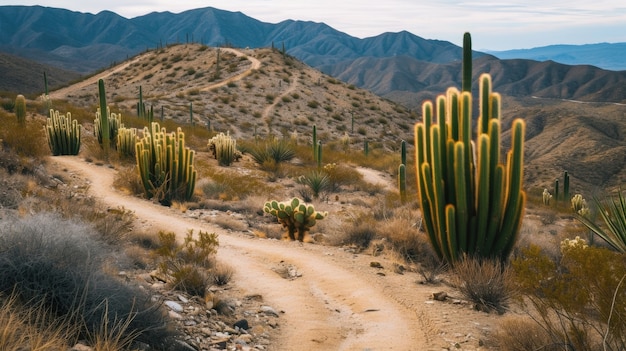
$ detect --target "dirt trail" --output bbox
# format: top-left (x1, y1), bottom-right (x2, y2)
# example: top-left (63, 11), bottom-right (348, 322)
top-left (200, 48), bottom-right (261, 92)
top-left (51, 156), bottom-right (426, 350)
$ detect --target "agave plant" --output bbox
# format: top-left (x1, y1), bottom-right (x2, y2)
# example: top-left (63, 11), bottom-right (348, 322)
top-left (576, 190), bottom-right (626, 253)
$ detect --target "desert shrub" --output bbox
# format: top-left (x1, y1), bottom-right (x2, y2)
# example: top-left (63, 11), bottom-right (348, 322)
top-left (322, 163), bottom-right (363, 192)
top-left (492, 316), bottom-right (554, 351)
top-left (211, 263), bottom-right (234, 286)
top-left (0, 109), bottom-right (48, 158)
top-left (511, 239), bottom-right (626, 350)
top-left (340, 217), bottom-right (378, 249)
top-left (155, 230), bottom-right (219, 296)
top-left (0, 214), bottom-right (182, 350)
top-left (452, 256), bottom-right (513, 314)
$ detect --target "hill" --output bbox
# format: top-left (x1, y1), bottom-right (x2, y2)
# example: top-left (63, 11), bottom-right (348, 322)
top-left (47, 43), bottom-right (626, 196)
top-left (487, 42), bottom-right (626, 71)
top-left (0, 52), bottom-right (81, 94)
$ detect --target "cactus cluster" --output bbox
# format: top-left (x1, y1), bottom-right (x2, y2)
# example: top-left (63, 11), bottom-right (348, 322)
top-left (45, 109), bottom-right (81, 155)
top-left (135, 122), bottom-right (197, 205)
top-left (94, 106), bottom-right (122, 147)
top-left (263, 198), bottom-right (327, 241)
top-left (414, 33), bottom-right (526, 263)
top-left (116, 127), bottom-right (138, 157)
top-left (207, 131), bottom-right (241, 166)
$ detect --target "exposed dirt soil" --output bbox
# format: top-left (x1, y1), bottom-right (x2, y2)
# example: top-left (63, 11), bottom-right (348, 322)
top-left (50, 156), bottom-right (504, 351)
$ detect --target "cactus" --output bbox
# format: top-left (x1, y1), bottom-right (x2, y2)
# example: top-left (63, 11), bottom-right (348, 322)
top-left (312, 125), bottom-right (317, 161)
top-left (135, 122), bottom-right (197, 205)
top-left (462, 32), bottom-right (472, 93)
top-left (94, 106), bottom-right (122, 148)
top-left (542, 189), bottom-right (552, 206)
top-left (364, 140), bottom-right (369, 156)
top-left (116, 127), bottom-right (138, 157)
top-left (555, 179), bottom-right (560, 203)
top-left (571, 194), bottom-right (588, 216)
top-left (400, 139), bottom-right (407, 166)
top-left (414, 33), bottom-right (526, 263)
top-left (15, 94), bottom-right (26, 125)
top-left (98, 79), bottom-right (109, 149)
top-left (207, 131), bottom-right (241, 166)
top-left (399, 163), bottom-right (407, 204)
top-left (263, 198), bottom-right (327, 241)
top-left (563, 170), bottom-right (570, 202)
top-left (317, 140), bottom-right (322, 169)
top-left (45, 109), bottom-right (81, 155)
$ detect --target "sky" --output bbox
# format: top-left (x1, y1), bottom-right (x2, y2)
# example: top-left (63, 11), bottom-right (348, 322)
top-left (4, 1), bottom-right (626, 50)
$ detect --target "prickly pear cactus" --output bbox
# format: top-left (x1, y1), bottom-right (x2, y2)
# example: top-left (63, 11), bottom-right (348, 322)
top-left (263, 198), bottom-right (327, 241)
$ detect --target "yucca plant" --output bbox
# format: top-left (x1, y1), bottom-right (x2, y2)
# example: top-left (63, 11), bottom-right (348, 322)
top-left (248, 139), bottom-right (296, 165)
top-left (576, 190), bottom-right (626, 253)
top-left (298, 170), bottom-right (331, 198)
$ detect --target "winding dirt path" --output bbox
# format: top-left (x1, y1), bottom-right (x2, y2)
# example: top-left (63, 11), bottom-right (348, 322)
top-left (51, 156), bottom-right (426, 350)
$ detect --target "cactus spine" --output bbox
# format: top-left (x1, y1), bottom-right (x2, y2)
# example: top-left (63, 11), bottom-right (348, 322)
top-left (414, 33), bottom-right (526, 263)
top-left (15, 94), bottom-right (26, 125)
top-left (46, 109), bottom-right (81, 155)
top-left (263, 198), bottom-right (327, 241)
top-left (135, 122), bottom-right (197, 205)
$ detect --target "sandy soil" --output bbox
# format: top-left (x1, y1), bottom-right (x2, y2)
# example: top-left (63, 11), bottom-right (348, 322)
top-left (50, 156), bottom-right (502, 351)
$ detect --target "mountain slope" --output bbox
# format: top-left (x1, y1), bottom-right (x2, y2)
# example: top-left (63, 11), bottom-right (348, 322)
top-left (0, 52), bottom-right (81, 94)
top-left (487, 43), bottom-right (626, 71)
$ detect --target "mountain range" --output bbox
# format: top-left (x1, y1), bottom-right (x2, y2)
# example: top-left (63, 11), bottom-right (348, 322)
top-left (1, 5), bottom-right (626, 109)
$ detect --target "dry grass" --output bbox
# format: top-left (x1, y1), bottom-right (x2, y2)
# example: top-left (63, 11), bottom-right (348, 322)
top-left (452, 256), bottom-right (514, 314)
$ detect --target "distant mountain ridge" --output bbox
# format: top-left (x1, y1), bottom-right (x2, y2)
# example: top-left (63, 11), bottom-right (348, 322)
top-left (487, 43), bottom-right (626, 71)
top-left (1, 5), bottom-right (626, 107)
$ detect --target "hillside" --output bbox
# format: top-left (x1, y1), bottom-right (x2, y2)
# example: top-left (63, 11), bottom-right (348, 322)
top-left (0, 52), bottom-right (81, 94)
top-left (48, 43), bottom-right (626, 195)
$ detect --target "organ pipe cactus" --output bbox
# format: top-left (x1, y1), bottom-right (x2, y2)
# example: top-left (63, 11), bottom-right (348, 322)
top-left (135, 122), bottom-right (197, 205)
top-left (45, 109), bottom-right (81, 155)
top-left (207, 131), bottom-right (241, 166)
top-left (263, 198), bottom-right (327, 241)
top-left (94, 106), bottom-right (122, 147)
top-left (116, 127), bottom-right (138, 157)
top-left (414, 33), bottom-right (526, 263)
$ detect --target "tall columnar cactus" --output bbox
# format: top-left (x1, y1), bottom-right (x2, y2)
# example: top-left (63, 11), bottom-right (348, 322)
top-left (263, 198), bottom-right (327, 241)
top-left (116, 127), bottom-right (138, 157)
top-left (400, 139), bottom-right (407, 166)
top-left (414, 34), bottom-right (526, 263)
top-left (94, 107), bottom-right (122, 147)
top-left (15, 94), bottom-right (26, 125)
top-left (398, 163), bottom-right (407, 204)
top-left (98, 79), bottom-right (109, 151)
top-left (316, 141), bottom-right (323, 169)
top-left (45, 109), bottom-right (81, 156)
top-left (312, 125), bottom-right (318, 161)
top-left (462, 32), bottom-right (472, 93)
top-left (135, 122), bottom-right (197, 205)
top-left (207, 131), bottom-right (240, 166)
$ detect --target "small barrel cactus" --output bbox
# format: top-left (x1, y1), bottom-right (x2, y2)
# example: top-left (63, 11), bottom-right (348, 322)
top-left (263, 198), bottom-right (327, 241)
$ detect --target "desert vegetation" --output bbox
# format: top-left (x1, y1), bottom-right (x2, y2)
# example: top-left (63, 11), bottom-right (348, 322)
top-left (0, 32), bottom-right (625, 350)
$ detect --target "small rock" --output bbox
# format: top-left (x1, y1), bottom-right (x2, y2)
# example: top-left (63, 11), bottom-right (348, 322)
top-left (432, 291), bottom-right (448, 301)
top-left (165, 300), bottom-right (184, 312)
top-left (70, 343), bottom-right (93, 351)
top-left (178, 294), bottom-right (189, 303)
top-left (234, 319), bottom-right (250, 330)
top-left (259, 306), bottom-right (279, 317)
top-left (369, 261), bottom-right (383, 268)
top-left (168, 310), bottom-right (183, 320)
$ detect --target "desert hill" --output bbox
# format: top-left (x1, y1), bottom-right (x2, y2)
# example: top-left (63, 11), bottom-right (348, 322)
top-left (47, 43), bottom-right (626, 196)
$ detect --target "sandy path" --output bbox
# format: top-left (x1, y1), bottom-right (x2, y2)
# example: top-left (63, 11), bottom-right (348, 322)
top-left (200, 48), bottom-right (261, 92)
top-left (51, 156), bottom-right (425, 350)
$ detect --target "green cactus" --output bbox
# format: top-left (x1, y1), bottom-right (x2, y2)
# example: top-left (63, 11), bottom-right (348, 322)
top-left (317, 140), bottom-right (322, 169)
top-left (414, 33), bottom-right (526, 263)
top-left (563, 170), bottom-right (570, 202)
top-left (312, 125), bottom-right (317, 161)
top-left (45, 109), bottom-right (81, 156)
top-left (97, 79), bottom-right (110, 158)
top-left (135, 122), bottom-right (197, 205)
top-left (462, 32), bottom-right (472, 93)
top-left (263, 198), bottom-right (327, 241)
top-left (15, 94), bottom-right (26, 125)
top-left (116, 127), bottom-right (137, 158)
top-left (555, 179), bottom-right (560, 203)
top-left (399, 163), bottom-right (407, 204)
top-left (400, 139), bottom-right (407, 166)
top-left (364, 140), bottom-right (369, 156)
top-left (207, 131), bottom-right (241, 166)
top-left (94, 106), bottom-right (121, 147)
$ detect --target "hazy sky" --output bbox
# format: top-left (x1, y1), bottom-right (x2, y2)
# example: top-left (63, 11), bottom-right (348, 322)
top-left (5, 1), bottom-right (626, 50)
